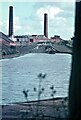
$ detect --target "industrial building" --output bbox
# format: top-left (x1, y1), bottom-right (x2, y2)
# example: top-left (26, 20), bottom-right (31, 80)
top-left (0, 32), bottom-right (16, 56)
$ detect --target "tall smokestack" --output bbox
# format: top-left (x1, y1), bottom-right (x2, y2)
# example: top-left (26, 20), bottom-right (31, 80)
top-left (8, 6), bottom-right (13, 37)
top-left (44, 13), bottom-right (48, 38)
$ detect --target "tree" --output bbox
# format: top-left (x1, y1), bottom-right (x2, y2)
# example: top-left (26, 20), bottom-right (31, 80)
top-left (69, 1), bottom-right (81, 120)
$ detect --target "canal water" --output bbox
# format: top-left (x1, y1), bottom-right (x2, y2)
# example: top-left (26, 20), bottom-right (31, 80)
top-left (0, 53), bottom-right (71, 105)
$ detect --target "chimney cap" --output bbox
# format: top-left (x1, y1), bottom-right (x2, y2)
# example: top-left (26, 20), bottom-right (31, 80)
top-left (9, 6), bottom-right (13, 7)
top-left (9, 6), bottom-right (13, 9)
top-left (44, 13), bottom-right (48, 15)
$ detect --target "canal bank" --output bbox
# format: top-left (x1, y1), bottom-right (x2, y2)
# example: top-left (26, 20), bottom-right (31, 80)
top-left (2, 97), bottom-right (68, 120)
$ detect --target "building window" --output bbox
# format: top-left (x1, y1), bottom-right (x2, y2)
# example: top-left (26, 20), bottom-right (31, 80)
top-left (30, 39), bottom-right (33, 42)
top-left (17, 38), bottom-right (19, 42)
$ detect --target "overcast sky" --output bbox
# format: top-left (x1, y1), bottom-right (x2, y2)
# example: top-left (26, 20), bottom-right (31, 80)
top-left (0, 1), bottom-right (75, 40)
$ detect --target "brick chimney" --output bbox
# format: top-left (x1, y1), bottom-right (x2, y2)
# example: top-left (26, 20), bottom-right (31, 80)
top-left (8, 6), bottom-right (13, 37)
top-left (44, 13), bottom-right (48, 38)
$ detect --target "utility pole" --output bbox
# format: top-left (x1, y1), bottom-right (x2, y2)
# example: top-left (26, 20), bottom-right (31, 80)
top-left (69, 1), bottom-right (81, 119)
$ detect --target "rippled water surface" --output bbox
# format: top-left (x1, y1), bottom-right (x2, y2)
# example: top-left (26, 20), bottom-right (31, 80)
top-left (1, 53), bottom-right (71, 104)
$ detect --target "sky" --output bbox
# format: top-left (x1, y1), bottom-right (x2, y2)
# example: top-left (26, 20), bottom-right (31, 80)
top-left (0, 0), bottom-right (75, 40)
